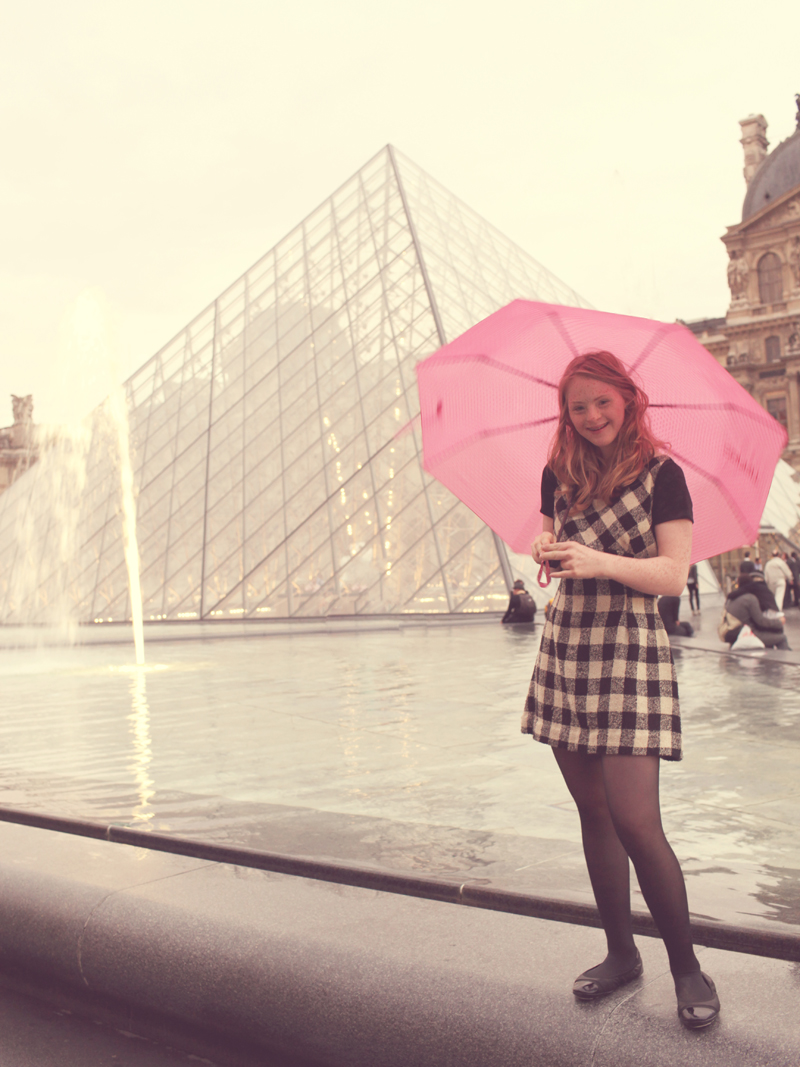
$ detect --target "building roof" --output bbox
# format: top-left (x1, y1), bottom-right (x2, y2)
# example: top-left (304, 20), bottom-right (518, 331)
top-left (682, 316), bottom-right (726, 337)
top-left (742, 127), bottom-right (800, 221)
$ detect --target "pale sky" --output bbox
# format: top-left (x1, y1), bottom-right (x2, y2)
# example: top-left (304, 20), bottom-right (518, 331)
top-left (2, 0), bottom-right (799, 425)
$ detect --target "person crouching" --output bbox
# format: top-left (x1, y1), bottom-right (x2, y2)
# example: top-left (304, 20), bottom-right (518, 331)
top-left (725, 566), bottom-right (790, 649)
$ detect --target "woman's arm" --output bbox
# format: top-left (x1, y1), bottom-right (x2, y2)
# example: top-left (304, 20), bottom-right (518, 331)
top-left (540, 518), bottom-right (692, 597)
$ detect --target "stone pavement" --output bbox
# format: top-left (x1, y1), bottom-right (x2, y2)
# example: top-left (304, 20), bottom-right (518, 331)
top-left (0, 983), bottom-right (203, 1067)
top-left (0, 818), bottom-right (798, 1067)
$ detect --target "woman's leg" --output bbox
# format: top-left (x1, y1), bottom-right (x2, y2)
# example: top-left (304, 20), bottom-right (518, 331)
top-left (600, 755), bottom-right (708, 992)
top-left (552, 749), bottom-right (638, 974)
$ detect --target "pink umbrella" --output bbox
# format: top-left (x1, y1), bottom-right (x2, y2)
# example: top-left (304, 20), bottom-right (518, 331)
top-left (416, 300), bottom-right (787, 563)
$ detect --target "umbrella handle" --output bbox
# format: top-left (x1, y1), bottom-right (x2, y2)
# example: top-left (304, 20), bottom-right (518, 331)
top-left (537, 561), bottom-right (551, 588)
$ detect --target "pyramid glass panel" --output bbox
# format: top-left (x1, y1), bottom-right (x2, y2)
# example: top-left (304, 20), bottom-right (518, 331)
top-left (0, 146), bottom-right (587, 626)
top-left (393, 149), bottom-right (591, 343)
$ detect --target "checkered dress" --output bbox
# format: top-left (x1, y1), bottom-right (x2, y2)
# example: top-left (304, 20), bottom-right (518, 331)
top-left (522, 456), bottom-right (682, 761)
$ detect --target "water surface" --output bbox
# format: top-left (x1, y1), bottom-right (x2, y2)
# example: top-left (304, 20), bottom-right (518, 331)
top-left (1, 623), bottom-right (798, 931)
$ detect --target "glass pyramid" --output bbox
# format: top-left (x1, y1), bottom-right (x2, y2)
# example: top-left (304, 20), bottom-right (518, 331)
top-left (0, 146), bottom-right (589, 626)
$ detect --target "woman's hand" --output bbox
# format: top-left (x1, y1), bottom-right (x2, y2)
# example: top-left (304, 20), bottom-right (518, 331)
top-left (531, 519), bottom-right (690, 595)
top-left (540, 539), bottom-right (608, 580)
top-left (531, 531), bottom-right (555, 564)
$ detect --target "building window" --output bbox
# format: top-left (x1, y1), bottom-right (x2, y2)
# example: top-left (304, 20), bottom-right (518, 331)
top-left (758, 253), bottom-right (783, 304)
top-left (766, 395), bottom-right (788, 429)
top-left (765, 335), bottom-right (781, 362)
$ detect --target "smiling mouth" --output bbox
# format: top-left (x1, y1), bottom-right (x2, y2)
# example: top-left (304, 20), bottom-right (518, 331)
top-left (587, 424), bottom-right (609, 433)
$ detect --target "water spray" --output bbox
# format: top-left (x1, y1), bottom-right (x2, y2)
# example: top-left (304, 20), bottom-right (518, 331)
top-left (108, 382), bottom-right (144, 666)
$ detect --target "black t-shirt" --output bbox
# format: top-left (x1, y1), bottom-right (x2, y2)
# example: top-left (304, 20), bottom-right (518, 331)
top-left (539, 458), bottom-right (693, 525)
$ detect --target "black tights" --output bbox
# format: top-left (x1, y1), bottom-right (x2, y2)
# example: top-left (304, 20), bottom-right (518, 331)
top-left (554, 749), bottom-right (699, 977)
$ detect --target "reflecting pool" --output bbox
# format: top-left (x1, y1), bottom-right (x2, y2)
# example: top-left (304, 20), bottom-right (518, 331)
top-left (1, 622), bottom-right (798, 933)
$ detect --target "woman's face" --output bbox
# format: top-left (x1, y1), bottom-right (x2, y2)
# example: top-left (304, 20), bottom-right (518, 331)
top-left (565, 375), bottom-right (627, 460)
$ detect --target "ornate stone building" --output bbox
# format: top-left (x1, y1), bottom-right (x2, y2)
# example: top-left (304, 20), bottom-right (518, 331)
top-left (688, 102), bottom-right (800, 470)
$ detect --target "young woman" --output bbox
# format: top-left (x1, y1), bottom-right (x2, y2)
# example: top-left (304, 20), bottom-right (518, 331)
top-left (521, 351), bottom-right (720, 1030)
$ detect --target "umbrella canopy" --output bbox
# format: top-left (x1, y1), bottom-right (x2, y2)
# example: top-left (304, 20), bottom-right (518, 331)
top-left (416, 300), bottom-right (787, 563)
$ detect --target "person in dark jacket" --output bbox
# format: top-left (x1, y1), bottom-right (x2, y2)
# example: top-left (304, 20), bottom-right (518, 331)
top-left (725, 568), bottom-right (790, 649)
top-left (502, 579), bottom-right (536, 623)
top-left (686, 563), bottom-right (700, 615)
top-left (657, 596), bottom-right (694, 637)
top-left (732, 569), bottom-right (779, 612)
top-left (789, 552), bottom-right (800, 607)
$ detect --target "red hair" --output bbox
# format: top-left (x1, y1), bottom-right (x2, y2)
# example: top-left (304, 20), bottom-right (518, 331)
top-left (547, 351), bottom-right (667, 513)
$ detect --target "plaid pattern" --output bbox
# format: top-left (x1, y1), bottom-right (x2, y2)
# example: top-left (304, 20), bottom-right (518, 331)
top-left (522, 456), bottom-right (682, 761)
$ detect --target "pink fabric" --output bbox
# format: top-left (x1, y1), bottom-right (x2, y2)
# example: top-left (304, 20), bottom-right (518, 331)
top-left (416, 300), bottom-right (787, 563)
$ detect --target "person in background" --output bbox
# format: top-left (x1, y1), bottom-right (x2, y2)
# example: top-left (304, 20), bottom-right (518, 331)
top-left (725, 564), bottom-right (790, 649)
top-left (740, 552), bottom-right (755, 575)
top-left (790, 552), bottom-right (800, 607)
top-left (764, 549), bottom-right (792, 615)
top-left (781, 552), bottom-right (797, 609)
top-left (657, 595), bottom-right (694, 637)
top-left (502, 579), bottom-right (537, 623)
top-left (686, 563), bottom-right (700, 615)
top-left (754, 556), bottom-right (763, 572)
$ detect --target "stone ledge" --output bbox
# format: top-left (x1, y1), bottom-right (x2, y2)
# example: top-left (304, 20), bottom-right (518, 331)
top-left (0, 821), bottom-right (799, 1067)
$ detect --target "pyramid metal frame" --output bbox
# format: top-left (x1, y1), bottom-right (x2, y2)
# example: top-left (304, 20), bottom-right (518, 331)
top-left (0, 146), bottom-right (589, 626)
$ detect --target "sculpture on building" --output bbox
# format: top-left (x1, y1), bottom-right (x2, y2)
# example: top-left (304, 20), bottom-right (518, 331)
top-left (9, 395), bottom-right (35, 451)
top-left (789, 235), bottom-right (800, 290)
top-left (0, 395), bottom-right (37, 494)
top-left (727, 251), bottom-right (749, 300)
top-left (11, 395), bottom-right (33, 425)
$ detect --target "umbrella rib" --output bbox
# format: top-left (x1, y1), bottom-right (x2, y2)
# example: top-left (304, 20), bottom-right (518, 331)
top-left (670, 450), bottom-right (752, 536)
top-left (427, 417), bottom-right (558, 465)
top-left (629, 323), bottom-right (673, 374)
top-left (651, 400), bottom-right (787, 435)
top-left (424, 351), bottom-right (558, 390)
top-left (545, 309), bottom-right (580, 358)
top-left (651, 400), bottom-right (771, 419)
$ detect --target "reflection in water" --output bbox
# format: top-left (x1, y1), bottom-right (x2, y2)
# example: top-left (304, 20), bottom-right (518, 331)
top-left (1, 631), bottom-right (798, 929)
top-left (128, 668), bottom-right (155, 823)
top-left (754, 865), bottom-right (800, 927)
top-left (336, 656), bottom-right (425, 802)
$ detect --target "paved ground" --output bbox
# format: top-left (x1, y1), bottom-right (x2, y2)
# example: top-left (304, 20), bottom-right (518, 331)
top-left (0, 818), bottom-right (798, 1067)
top-left (0, 984), bottom-right (212, 1067)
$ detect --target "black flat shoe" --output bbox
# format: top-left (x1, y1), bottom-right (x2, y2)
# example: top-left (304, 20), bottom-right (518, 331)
top-left (572, 951), bottom-right (643, 1000)
top-left (675, 971), bottom-right (720, 1030)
